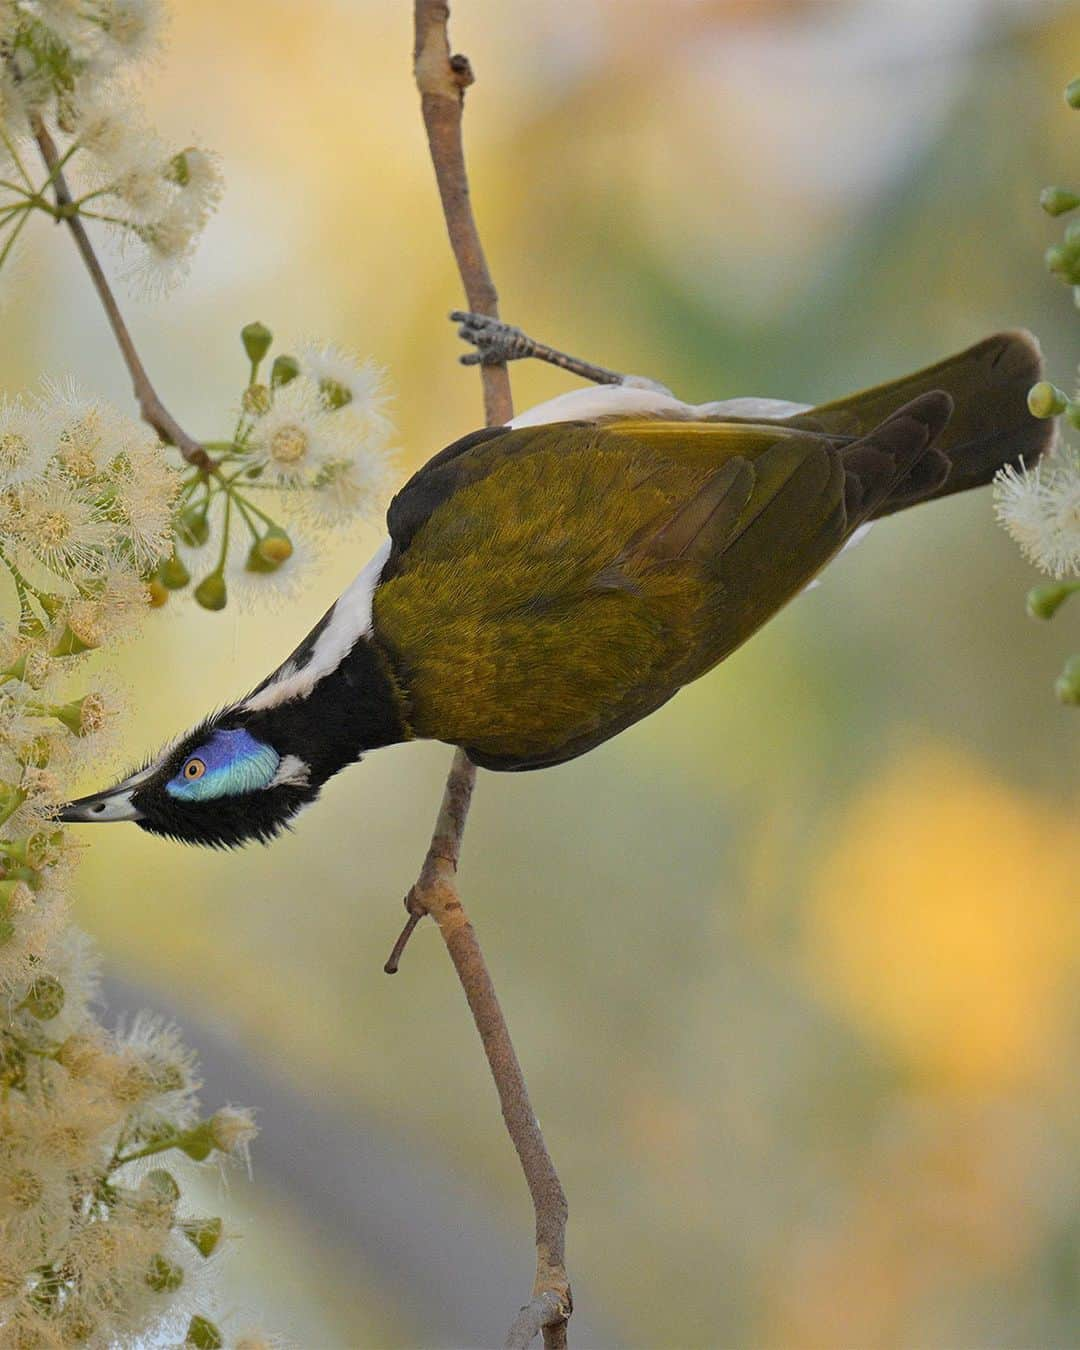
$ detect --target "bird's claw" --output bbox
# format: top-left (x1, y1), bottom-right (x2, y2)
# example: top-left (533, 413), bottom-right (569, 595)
top-left (451, 311), bottom-right (536, 366)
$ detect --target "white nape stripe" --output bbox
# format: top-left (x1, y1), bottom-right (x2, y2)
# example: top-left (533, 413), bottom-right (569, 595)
top-left (242, 536), bottom-right (393, 713)
top-left (507, 384), bottom-right (812, 430)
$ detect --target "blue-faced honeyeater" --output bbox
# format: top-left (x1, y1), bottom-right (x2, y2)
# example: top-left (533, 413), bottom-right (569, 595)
top-left (59, 327), bottom-right (1052, 849)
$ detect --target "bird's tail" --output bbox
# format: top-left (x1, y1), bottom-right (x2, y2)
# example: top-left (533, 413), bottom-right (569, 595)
top-left (786, 330), bottom-right (1055, 519)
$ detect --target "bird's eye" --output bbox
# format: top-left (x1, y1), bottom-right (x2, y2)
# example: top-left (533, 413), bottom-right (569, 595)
top-left (183, 758), bottom-right (206, 781)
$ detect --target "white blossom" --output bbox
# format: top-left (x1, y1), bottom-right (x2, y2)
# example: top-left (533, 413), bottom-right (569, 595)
top-left (247, 376), bottom-right (351, 484)
top-left (13, 472), bottom-right (116, 573)
top-left (994, 442), bottom-right (1080, 579)
top-left (0, 395), bottom-right (52, 488)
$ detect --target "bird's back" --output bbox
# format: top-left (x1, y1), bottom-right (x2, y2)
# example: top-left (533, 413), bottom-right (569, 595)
top-left (374, 409), bottom-right (923, 768)
top-left (372, 330), bottom-right (1048, 770)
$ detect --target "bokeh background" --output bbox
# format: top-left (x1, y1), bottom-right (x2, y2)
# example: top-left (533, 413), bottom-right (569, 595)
top-left (3, 0), bottom-right (1080, 1345)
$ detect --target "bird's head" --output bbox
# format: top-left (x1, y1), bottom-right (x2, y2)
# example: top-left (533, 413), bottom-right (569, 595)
top-left (58, 712), bottom-right (319, 848)
top-left (57, 594), bottom-right (411, 848)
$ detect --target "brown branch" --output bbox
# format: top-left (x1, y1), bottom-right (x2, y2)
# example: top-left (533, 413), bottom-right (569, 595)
top-left (413, 0), bottom-right (512, 428)
top-left (29, 114), bottom-right (213, 471)
top-left (402, 4), bottom-right (571, 1346)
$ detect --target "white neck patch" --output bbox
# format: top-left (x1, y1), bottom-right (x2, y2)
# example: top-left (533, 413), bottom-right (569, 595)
top-left (269, 754), bottom-right (311, 788)
top-left (242, 536), bottom-right (392, 713)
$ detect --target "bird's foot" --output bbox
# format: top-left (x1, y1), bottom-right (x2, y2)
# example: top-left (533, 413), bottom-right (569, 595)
top-left (450, 311), bottom-right (627, 386)
top-left (452, 312), bottom-right (539, 367)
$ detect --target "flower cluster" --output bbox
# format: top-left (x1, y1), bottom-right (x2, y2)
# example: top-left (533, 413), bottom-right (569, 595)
top-left (157, 321), bottom-right (396, 613)
top-left (0, 0), bottom-right (221, 291)
top-left (1041, 76), bottom-right (1080, 308)
top-left (993, 73), bottom-right (1080, 706)
top-left (0, 387), bottom-right (267, 1347)
top-left (0, 379), bottom-right (175, 647)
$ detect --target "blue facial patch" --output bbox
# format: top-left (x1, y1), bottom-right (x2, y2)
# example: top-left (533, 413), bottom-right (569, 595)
top-left (166, 728), bottom-right (280, 801)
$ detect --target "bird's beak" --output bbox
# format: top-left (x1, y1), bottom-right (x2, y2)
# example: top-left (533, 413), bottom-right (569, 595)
top-left (57, 784), bottom-right (143, 823)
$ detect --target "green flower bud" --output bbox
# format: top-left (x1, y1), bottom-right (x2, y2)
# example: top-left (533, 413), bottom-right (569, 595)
top-left (51, 694), bottom-right (102, 737)
top-left (319, 377), bottom-right (352, 409)
top-left (270, 354), bottom-right (300, 387)
top-left (181, 1216), bottom-right (224, 1258)
top-left (1067, 400), bottom-right (1080, 432)
top-left (148, 578), bottom-right (170, 608)
top-left (1066, 76), bottom-right (1080, 110)
top-left (1040, 186), bottom-right (1080, 217)
top-left (177, 1119), bottom-right (215, 1161)
top-left (242, 383), bottom-right (272, 416)
top-left (0, 1033), bottom-right (25, 1089)
top-left (257, 526), bottom-right (293, 566)
top-left (241, 322), bottom-right (273, 366)
top-left (35, 592), bottom-right (65, 620)
top-left (146, 1253), bottom-right (185, 1294)
top-left (0, 789), bottom-right (26, 830)
top-left (23, 974), bottom-right (65, 1020)
top-left (194, 574), bottom-right (227, 612)
top-left (1045, 244), bottom-right (1067, 275)
top-left (177, 506), bottom-right (211, 548)
top-left (1047, 232), bottom-right (1080, 283)
top-left (1027, 382), bottom-right (1068, 419)
top-left (50, 625), bottom-right (98, 657)
top-left (244, 543), bottom-right (276, 574)
top-left (1026, 582), bottom-right (1079, 621)
top-left (1054, 654), bottom-right (1080, 706)
top-left (166, 151), bottom-right (191, 185)
top-left (159, 552), bottom-right (191, 591)
top-left (186, 1316), bottom-right (224, 1349)
top-left (141, 1169), bottom-right (182, 1205)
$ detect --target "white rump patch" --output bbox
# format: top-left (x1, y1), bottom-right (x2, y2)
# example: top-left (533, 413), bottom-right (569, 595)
top-left (242, 536), bottom-right (392, 713)
top-left (508, 384), bottom-right (812, 430)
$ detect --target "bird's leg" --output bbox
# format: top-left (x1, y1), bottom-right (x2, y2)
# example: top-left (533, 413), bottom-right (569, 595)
top-left (451, 310), bottom-right (631, 387)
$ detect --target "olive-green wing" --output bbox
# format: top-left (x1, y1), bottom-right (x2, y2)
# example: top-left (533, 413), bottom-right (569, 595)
top-left (376, 394), bottom-right (949, 770)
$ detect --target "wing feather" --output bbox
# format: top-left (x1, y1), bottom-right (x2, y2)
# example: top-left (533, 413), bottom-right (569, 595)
top-left (378, 399), bottom-right (948, 770)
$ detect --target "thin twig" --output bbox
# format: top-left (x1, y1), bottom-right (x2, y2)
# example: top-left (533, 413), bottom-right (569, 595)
top-left (383, 906), bottom-right (423, 975)
top-left (28, 114), bottom-right (213, 471)
top-left (405, 4), bottom-right (572, 1346)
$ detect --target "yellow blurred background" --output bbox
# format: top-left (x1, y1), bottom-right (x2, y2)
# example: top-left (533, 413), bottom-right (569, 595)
top-left (4, 1), bottom-right (1080, 1345)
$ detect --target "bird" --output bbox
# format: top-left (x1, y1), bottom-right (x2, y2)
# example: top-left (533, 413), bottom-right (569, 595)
top-left (59, 326), bottom-right (1052, 849)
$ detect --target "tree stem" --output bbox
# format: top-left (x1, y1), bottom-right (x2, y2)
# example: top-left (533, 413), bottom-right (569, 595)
top-left (29, 114), bottom-right (213, 471)
top-left (406, 5), bottom-right (571, 1346)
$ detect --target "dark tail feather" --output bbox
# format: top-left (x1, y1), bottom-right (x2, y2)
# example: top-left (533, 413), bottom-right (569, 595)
top-left (787, 331), bottom-right (1055, 519)
top-left (839, 391), bottom-right (954, 527)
